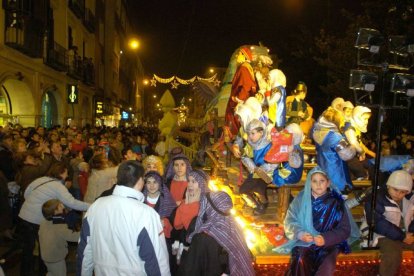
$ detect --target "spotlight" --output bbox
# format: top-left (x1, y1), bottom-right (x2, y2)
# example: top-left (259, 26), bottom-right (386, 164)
top-left (390, 73), bottom-right (414, 96)
top-left (355, 28), bottom-right (385, 52)
top-left (349, 69), bottom-right (378, 92)
top-left (388, 35), bottom-right (414, 70)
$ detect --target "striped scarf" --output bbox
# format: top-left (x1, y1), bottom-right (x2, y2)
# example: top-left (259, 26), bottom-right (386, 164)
top-left (190, 191), bottom-right (255, 276)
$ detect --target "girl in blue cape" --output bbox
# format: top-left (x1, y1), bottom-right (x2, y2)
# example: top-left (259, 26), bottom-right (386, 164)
top-left (274, 166), bottom-right (360, 276)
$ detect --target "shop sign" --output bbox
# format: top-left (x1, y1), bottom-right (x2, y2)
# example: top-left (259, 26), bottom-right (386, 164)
top-left (96, 101), bottom-right (103, 114)
top-left (122, 111), bottom-right (129, 120)
top-left (67, 84), bottom-right (78, 104)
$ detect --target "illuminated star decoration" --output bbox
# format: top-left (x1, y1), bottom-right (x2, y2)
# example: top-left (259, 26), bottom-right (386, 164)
top-left (171, 80), bottom-right (179, 89)
top-left (150, 78), bottom-right (157, 87)
top-left (213, 79), bottom-right (221, 87)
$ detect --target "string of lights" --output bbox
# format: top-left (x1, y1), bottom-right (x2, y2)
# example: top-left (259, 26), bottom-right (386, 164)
top-left (150, 73), bottom-right (220, 89)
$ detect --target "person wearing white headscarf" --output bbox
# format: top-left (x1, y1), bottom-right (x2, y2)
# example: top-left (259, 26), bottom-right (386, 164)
top-left (345, 106), bottom-right (375, 159)
top-left (231, 97), bottom-right (263, 158)
top-left (267, 69), bottom-right (287, 128)
top-left (343, 106), bottom-right (374, 181)
top-left (331, 97), bottom-right (345, 113)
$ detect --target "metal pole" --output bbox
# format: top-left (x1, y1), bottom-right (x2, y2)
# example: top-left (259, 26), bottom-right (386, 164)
top-left (367, 64), bottom-right (387, 247)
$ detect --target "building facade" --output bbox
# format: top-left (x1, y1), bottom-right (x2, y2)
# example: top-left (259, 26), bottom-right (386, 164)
top-left (0, 0), bottom-right (143, 128)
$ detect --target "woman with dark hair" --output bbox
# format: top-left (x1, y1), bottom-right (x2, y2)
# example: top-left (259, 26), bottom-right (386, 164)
top-left (179, 191), bottom-right (255, 276)
top-left (17, 162), bottom-right (89, 276)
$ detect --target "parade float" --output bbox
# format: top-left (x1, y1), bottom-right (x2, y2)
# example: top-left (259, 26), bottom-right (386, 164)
top-left (151, 42), bottom-right (414, 274)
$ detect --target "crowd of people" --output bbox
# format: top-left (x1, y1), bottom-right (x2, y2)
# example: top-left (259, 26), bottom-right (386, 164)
top-left (0, 123), bottom-right (255, 276)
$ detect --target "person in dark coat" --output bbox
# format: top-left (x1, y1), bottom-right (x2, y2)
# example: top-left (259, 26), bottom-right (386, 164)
top-left (0, 134), bottom-right (15, 181)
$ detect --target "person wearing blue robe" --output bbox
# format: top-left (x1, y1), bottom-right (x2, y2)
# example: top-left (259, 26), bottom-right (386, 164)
top-left (274, 167), bottom-right (360, 276)
top-left (312, 107), bottom-right (356, 192)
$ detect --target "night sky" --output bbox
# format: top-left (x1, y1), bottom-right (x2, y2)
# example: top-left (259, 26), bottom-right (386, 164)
top-left (127, 0), bottom-right (361, 79)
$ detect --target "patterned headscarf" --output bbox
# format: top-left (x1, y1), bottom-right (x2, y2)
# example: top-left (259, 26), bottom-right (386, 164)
top-left (164, 153), bottom-right (192, 182)
top-left (144, 171), bottom-right (177, 218)
top-left (189, 191), bottom-right (255, 276)
top-left (188, 169), bottom-right (210, 194)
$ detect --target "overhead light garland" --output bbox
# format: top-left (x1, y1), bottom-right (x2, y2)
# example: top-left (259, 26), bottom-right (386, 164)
top-left (150, 73), bottom-right (220, 89)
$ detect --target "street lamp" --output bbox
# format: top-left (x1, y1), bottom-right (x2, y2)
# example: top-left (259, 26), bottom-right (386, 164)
top-left (128, 38), bottom-right (140, 50)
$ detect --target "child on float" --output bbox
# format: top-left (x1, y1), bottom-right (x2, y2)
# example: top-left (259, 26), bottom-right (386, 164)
top-left (171, 169), bottom-right (208, 265)
top-left (179, 191), bottom-right (255, 276)
top-left (164, 153), bottom-right (192, 206)
top-left (274, 166), bottom-right (359, 276)
top-left (240, 119), bottom-right (304, 215)
top-left (239, 118), bottom-right (277, 215)
top-left (144, 171), bottom-right (176, 238)
top-left (39, 199), bottom-right (80, 276)
top-left (364, 170), bottom-right (414, 276)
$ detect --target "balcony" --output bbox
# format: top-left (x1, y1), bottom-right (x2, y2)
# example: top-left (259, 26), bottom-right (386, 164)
top-left (68, 52), bottom-right (83, 80)
top-left (44, 42), bottom-right (68, 72)
top-left (4, 13), bottom-right (43, 58)
top-left (83, 57), bottom-right (95, 86)
top-left (67, 51), bottom-right (95, 85)
top-left (2, 0), bottom-right (32, 15)
top-left (83, 8), bottom-right (95, 33)
top-left (68, 0), bottom-right (85, 19)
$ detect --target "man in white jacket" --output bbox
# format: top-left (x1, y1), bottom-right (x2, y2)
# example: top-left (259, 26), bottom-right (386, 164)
top-left (77, 161), bottom-right (170, 276)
